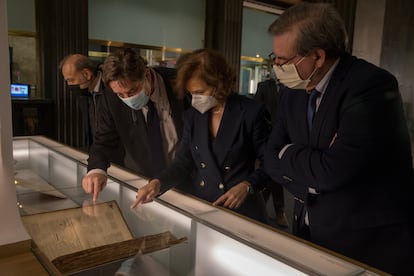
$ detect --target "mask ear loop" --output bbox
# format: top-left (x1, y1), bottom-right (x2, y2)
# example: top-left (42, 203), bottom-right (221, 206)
top-left (211, 87), bottom-right (222, 105)
top-left (81, 68), bottom-right (92, 82)
top-left (77, 70), bottom-right (91, 87)
top-left (307, 51), bottom-right (320, 80)
top-left (211, 87), bottom-right (217, 98)
top-left (144, 69), bottom-right (154, 97)
top-left (297, 55), bottom-right (319, 81)
top-left (308, 54), bottom-right (321, 81)
top-left (307, 66), bottom-right (318, 81)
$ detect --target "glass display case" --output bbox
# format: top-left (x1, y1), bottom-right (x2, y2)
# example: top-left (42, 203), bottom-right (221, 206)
top-left (13, 136), bottom-right (383, 275)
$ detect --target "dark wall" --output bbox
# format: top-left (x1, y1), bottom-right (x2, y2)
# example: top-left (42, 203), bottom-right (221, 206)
top-left (205, 0), bottom-right (243, 82)
top-left (381, 0), bottom-right (414, 134)
top-left (36, 0), bottom-right (89, 150)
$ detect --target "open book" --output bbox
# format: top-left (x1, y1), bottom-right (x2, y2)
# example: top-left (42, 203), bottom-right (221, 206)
top-left (21, 201), bottom-right (187, 274)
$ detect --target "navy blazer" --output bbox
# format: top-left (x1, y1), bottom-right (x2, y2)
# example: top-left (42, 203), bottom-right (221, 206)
top-left (87, 67), bottom-right (186, 178)
top-left (264, 53), bottom-right (414, 273)
top-left (158, 94), bottom-right (270, 222)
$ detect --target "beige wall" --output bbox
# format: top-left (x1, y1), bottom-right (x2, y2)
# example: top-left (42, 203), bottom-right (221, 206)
top-left (352, 0), bottom-right (385, 66)
top-left (0, 0), bottom-right (31, 247)
top-left (353, 0), bottom-right (414, 157)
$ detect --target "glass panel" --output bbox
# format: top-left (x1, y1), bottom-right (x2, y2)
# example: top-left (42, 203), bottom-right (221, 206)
top-left (12, 136), bottom-right (383, 275)
top-left (194, 223), bottom-right (306, 275)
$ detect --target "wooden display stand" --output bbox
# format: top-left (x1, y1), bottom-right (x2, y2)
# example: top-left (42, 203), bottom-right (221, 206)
top-left (21, 201), bottom-right (186, 275)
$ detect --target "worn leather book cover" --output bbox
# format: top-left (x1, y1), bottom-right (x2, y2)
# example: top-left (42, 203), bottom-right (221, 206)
top-left (21, 200), bottom-right (187, 274)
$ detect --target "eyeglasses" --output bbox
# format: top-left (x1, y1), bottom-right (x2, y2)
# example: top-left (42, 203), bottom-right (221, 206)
top-left (269, 52), bottom-right (299, 68)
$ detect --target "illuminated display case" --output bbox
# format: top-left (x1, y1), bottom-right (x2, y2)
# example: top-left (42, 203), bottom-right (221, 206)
top-left (13, 136), bottom-right (383, 275)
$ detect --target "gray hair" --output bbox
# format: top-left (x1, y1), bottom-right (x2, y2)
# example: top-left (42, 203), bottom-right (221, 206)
top-left (268, 2), bottom-right (348, 58)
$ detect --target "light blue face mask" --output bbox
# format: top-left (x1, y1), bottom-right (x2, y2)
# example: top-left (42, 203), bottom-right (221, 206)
top-left (119, 88), bottom-right (149, 110)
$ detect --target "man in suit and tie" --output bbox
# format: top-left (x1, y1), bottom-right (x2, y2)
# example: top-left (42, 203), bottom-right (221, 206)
top-left (264, 3), bottom-right (414, 275)
top-left (82, 48), bottom-right (187, 202)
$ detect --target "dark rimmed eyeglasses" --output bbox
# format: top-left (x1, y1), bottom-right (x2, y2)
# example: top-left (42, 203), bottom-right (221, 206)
top-left (268, 52), bottom-right (298, 68)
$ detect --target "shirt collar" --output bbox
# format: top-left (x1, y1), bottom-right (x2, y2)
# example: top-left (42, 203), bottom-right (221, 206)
top-left (91, 71), bottom-right (102, 93)
top-left (315, 58), bottom-right (340, 95)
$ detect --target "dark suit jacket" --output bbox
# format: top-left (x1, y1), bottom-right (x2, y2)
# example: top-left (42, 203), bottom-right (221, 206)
top-left (254, 78), bottom-right (280, 123)
top-left (158, 94), bottom-right (271, 223)
top-left (75, 79), bottom-right (105, 152)
top-left (87, 67), bottom-right (186, 178)
top-left (264, 53), bottom-right (414, 273)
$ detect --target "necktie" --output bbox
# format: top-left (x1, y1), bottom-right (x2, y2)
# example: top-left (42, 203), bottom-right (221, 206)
top-left (147, 100), bottom-right (166, 175)
top-left (307, 89), bottom-right (320, 131)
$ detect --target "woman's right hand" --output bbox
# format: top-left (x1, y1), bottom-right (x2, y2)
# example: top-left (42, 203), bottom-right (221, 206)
top-left (130, 179), bottom-right (161, 208)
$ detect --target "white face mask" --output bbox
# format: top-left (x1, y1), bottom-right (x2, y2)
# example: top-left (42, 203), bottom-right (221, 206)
top-left (191, 94), bottom-right (218, 114)
top-left (118, 88), bottom-right (149, 110)
top-left (273, 57), bottom-right (317, 90)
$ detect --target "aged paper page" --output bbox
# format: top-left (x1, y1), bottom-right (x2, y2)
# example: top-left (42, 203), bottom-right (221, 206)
top-left (21, 201), bottom-right (133, 261)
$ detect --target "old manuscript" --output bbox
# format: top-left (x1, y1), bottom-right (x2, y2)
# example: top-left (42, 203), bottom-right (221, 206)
top-left (21, 201), bottom-right (187, 274)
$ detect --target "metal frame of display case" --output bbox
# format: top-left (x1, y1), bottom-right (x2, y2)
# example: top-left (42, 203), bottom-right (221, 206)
top-left (13, 136), bottom-right (385, 276)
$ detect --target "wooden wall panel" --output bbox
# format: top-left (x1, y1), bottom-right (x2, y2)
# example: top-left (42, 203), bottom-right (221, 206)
top-left (36, 0), bottom-right (88, 150)
top-left (205, 0), bottom-right (243, 82)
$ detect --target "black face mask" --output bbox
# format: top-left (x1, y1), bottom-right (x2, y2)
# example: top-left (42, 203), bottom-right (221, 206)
top-left (68, 84), bottom-right (89, 95)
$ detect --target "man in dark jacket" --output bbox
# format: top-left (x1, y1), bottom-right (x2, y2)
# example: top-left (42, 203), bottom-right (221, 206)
top-left (265, 3), bottom-right (414, 275)
top-left (82, 48), bottom-right (187, 201)
top-left (60, 54), bottom-right (109, 152)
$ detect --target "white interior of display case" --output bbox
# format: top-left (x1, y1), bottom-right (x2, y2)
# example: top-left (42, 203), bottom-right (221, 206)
top-left (13, 136), bottom-right (381, 276)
